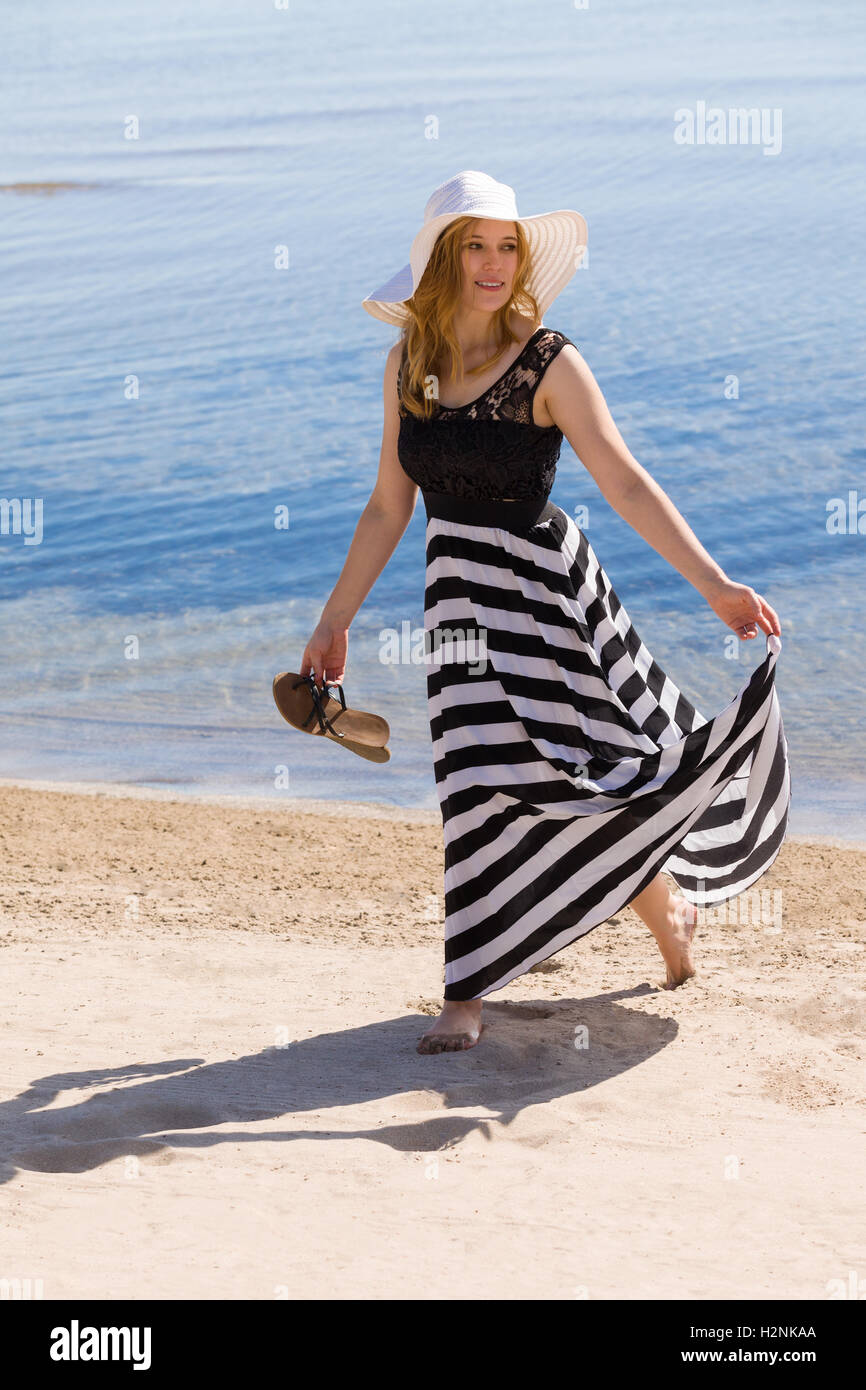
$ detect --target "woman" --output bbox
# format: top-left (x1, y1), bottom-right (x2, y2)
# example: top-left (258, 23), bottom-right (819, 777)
top-left (300, 171), bottom-right (790, 1055)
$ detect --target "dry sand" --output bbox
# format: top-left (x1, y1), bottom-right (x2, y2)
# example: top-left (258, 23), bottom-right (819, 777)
top-left (1, 780), bottom-right (864, 1300)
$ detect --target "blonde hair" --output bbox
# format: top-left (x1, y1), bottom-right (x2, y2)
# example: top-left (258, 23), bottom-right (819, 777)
top-left (397, 217), bottom-right (540, 420)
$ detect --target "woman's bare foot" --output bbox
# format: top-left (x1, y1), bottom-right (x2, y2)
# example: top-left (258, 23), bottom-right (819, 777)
top-left (654, 892), bottom-right (699, 988)
top-left (417, 1000), bottom-right (483, 1054)
top-left (628, 874), bottom-right (699, 988)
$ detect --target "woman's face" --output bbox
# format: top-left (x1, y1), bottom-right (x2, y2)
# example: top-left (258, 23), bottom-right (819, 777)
top-left (459, 219), bottom-right (518, 310)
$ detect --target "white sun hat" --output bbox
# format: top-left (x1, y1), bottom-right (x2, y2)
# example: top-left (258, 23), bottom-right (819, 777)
top-left (361, 169), bottom-right (588, 327)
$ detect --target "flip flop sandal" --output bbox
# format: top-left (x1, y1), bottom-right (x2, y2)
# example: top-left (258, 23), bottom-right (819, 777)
top-left (272, 671), bottom-right (390, 749)
top-left (337, 736), bottom-right (391, 763)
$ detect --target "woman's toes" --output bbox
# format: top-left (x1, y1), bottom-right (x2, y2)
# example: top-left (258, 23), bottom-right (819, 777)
top-left (417, 1030), bottom-right (472, 1053)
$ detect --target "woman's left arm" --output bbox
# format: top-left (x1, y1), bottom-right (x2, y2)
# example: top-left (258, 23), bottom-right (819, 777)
top-left (543, 346), bottom-right (781, 640)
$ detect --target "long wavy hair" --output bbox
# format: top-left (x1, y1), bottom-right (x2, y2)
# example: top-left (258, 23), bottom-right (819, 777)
top-left (397, 216), bottom-right (540, 420)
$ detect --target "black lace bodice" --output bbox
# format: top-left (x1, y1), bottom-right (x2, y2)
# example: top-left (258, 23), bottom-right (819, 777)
top-left (397, 327), bottom-right (577, 501)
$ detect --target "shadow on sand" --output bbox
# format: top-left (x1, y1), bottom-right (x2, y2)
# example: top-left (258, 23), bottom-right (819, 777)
top-left (0, 986), bottom-right (675, 1183)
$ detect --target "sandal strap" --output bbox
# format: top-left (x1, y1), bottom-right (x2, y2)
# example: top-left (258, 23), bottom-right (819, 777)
top-left (292, 674), bottom-right (345, 738)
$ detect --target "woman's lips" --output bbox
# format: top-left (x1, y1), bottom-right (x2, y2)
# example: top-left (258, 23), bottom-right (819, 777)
top-left (476, 280), bottom-right (504, 291)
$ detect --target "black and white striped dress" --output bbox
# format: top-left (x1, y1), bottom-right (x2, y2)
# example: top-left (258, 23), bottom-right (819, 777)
top-left (397, 326), bottom-right (791, 1001)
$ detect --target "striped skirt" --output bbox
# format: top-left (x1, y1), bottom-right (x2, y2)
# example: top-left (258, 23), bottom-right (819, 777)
top-left (421, 490), bottom-right (791, 1002)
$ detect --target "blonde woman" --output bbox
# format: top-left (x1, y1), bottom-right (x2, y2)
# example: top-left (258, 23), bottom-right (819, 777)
top-left (300, 171), bottom-right (789, 1054)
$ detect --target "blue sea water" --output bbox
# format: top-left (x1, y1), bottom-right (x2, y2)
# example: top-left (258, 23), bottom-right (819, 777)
top-left (1, 0), bottom-right (865, 835)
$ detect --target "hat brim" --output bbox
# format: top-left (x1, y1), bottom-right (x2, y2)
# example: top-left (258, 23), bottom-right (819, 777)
top-left (362, 208), bottom-right (588, 327)
top-left (361, 262), bottom-right (414, 325)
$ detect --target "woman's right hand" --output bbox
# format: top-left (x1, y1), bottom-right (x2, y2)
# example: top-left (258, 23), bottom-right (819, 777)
top-left (300, 618), bottom-right (349, 686)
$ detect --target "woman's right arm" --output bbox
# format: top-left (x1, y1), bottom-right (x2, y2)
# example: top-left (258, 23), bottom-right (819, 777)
top-left (300, 341), bottom-right (419, 684)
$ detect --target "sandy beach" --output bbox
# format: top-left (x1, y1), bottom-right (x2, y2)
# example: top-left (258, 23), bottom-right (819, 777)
top-left (1, 779), bottom-right (863, 1300)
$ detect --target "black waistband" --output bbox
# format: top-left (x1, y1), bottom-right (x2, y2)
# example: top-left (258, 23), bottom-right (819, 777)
top-left (422, 490), bottom-right (557, 530)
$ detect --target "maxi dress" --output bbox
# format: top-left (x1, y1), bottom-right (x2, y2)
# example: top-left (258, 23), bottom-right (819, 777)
top-left (396, 326), bottom-right (791, 1001)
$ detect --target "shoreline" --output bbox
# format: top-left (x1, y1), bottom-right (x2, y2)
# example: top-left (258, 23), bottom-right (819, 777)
top-left (0, 775), bottom-right (441, 824)
top-left (0, 773), bottom-right (862, 847)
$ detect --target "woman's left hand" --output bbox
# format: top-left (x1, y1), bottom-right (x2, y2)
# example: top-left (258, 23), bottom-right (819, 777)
top-left (704, 579), bottom-right (781, 640)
